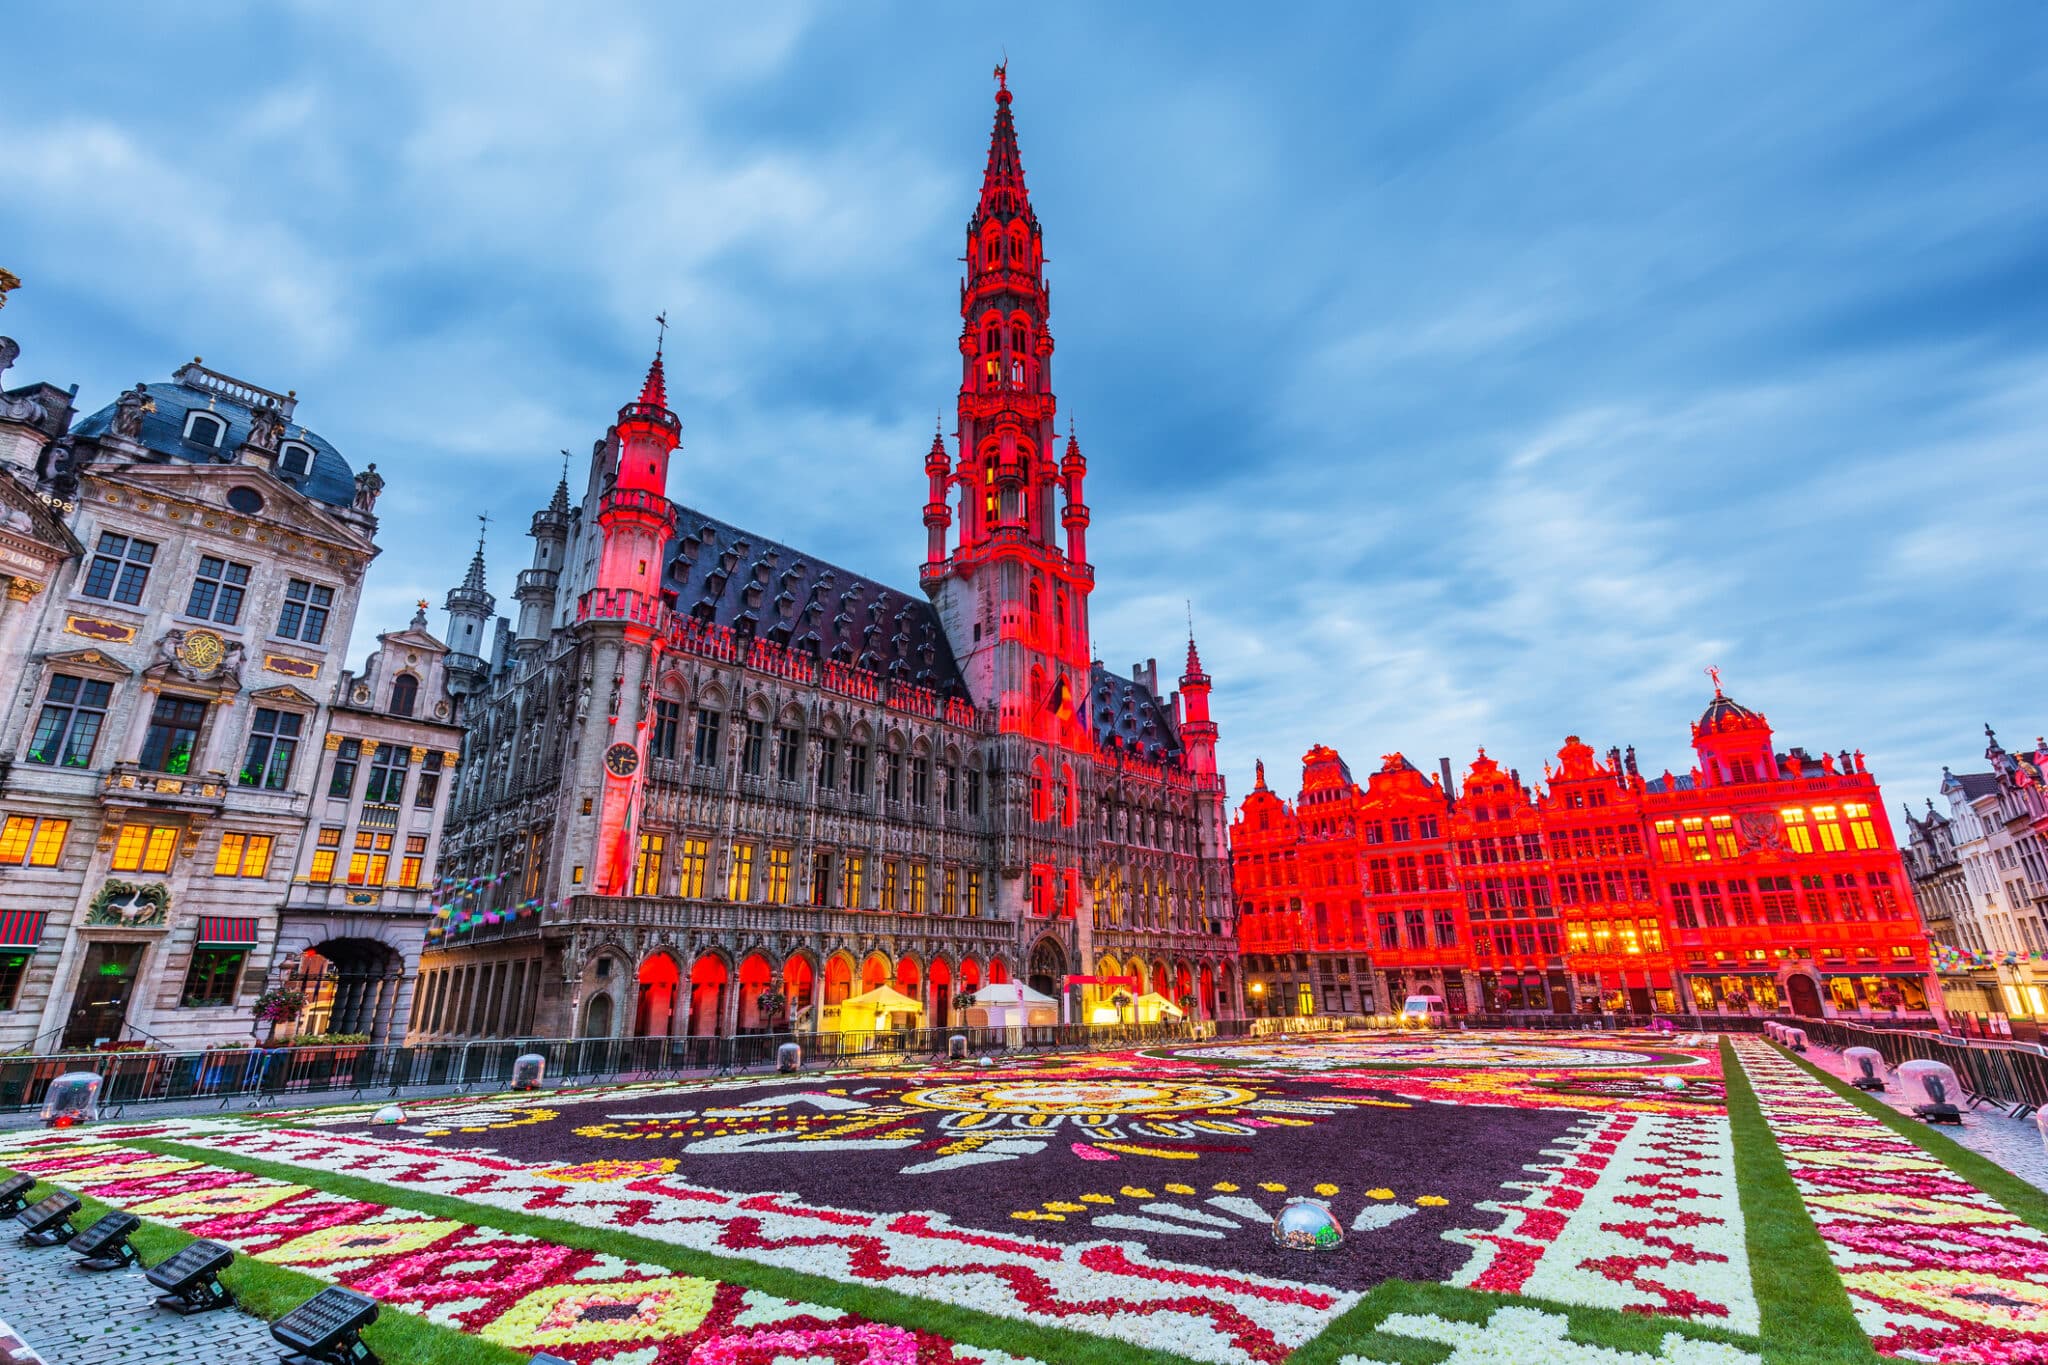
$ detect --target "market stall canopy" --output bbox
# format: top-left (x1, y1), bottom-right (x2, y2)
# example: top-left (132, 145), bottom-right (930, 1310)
top-left (1130, 992), bottom-right (1184, 1021)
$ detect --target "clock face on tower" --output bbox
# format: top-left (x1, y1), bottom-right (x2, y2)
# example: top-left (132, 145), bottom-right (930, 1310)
top-left (604, 742), bottom-right (640, 779)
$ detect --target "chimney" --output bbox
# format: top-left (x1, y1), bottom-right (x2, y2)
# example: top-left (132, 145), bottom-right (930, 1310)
top-left (1437, 757), bottom-right (1455, 798)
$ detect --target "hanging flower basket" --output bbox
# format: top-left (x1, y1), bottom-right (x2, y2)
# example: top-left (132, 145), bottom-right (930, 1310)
top-left (253, 988), bottom-right (305, 1024)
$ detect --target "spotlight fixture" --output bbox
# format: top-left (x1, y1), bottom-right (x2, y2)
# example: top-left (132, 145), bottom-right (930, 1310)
top-left (0, 1174), bottom-right (34, 1218)
top-left (144, 1238), bottom-right (236, 1314)
top-left (69, 1211), bottom-right (141, 1270)
top-left (15, 1191), bottom-right (80, 1246)
top-left (271, 1285), bottom-right (380, 1364)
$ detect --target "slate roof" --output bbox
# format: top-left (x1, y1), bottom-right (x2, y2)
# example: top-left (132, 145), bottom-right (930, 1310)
top-left (662, 505), bottom-right (966, 697)
top-left (1942, 770), bottom-right (2001, 801)
top-left (73, 373), bottom-right (356, 508)
top-left (1089, 662), bottom-right (1182, 764)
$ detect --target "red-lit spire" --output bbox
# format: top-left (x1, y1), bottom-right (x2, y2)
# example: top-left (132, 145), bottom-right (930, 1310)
top-left (639, 310), bottom-right (670, 410)
top-left (979, 63), bottom-right (1029, 219)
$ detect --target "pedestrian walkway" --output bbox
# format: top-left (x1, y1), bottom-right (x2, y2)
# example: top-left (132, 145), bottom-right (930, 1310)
top-left (0, 1235), bottom-right (274, 1365)
top-left (1800, 1039), bottom-right (2048, 1192)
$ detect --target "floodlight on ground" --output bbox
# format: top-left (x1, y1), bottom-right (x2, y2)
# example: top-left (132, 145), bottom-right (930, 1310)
top-left (1896, 1058), bottom-right (1965, 1125)
top-left (0, 1173), bottom-right (33, 1218)
top-left (39, 1071), bottom-right (101, 1128)
top-left (776, 1042), bottom-right (801, 1073)
top-left (15, 1192), bottom-right (80, 1246)
top-left (68, 1211), bottom-right (140, 1270)
top-left (511, 1053), bottom-right (546, 1091)
top-left (144, 1238), bottom-right (236, 1314)
top-left (270, 1285), bottom-right (379, 1364)
top-left (1844, 1046), bottom-right (1887, 1091)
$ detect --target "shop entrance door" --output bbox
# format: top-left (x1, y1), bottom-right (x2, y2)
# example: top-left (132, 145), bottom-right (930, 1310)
top-left (1788, 973), bottom-right (1825, 1017)
top-left (62, 942), bottom-right (146, 1050)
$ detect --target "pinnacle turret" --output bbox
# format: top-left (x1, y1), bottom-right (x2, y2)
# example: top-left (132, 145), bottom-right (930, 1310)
top-left (978, 64), bottom-right (1030, 220)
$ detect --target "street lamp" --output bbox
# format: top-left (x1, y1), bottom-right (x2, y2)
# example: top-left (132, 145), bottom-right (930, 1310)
top-left (1249, 981), bottom-right (1265, 1015)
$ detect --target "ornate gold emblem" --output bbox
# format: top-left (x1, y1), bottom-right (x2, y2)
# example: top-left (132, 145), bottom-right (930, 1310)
top-left (179, 629), bottom-right (225, 672)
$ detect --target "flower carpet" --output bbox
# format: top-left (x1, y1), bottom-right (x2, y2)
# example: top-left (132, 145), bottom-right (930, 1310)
top-left (1731, 1037), bottom-right (2048, 1362)
top-left (3, 1030), bottom-right (2037, 1363)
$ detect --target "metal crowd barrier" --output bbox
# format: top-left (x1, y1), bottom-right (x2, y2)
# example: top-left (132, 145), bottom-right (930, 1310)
top-left (1790, 1017), bottom-right (2048, 1116)
top-left (0, 1018), bottom-right (1243, 1116)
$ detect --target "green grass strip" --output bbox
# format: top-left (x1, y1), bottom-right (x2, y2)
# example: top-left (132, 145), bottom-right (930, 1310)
top-left (1777, 1045), bottom-right (2048, 1234)
top-left (1288, 1278), bottom-right (1763, 1364)
top-left (124, 1136), bottom-right (1204, 1365)
top-left (1719, 1039), bottom-right (1879, 1365)
top-left (0, 1165), bottom-right (523, 1365)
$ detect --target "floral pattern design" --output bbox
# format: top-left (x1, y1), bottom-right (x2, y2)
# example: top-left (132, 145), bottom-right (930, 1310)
top-left (1733, 1038), bottom-right (2048, 1363)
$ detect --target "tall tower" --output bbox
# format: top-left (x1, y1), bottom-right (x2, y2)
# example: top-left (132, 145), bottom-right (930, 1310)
top-left (444, 523), bottom-right (495, 697)
top-left (925, 69), bottom-right (1093, 752)
top-left (513, 471), bottom-right (571, 661)
top-left (583, 342), bottom-right (682, 897)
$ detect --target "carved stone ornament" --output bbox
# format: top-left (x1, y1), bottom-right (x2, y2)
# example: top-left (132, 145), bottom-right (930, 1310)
top-left (156, 627), bottom-right (241, 683)
top-left (85, 878), bottom-right (171, 928)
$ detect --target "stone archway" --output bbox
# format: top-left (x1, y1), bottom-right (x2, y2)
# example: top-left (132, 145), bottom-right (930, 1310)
top-left (292, 937), bottom-right (407, 1043)
top-left (635, 952), bottom-right (681, 1037)
top-left (582, 992), bottom-right (614, 1038)
top-left (688, 953), bottom-right (731, 1036)
top-left (1027, 936), bottom-right (1066, 1001)
top-left (736, 952), bottom-right (775, 1032)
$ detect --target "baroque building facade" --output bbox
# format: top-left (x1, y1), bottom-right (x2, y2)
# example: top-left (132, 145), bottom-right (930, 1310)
top-left (1235, 682), bottom-right (1939, 1023)
top-left (1911, 727), bottom-right (2048, 1037)
top-left (0, 338), bottom-right (460, 1053)
top-left (411, 75), bottom-right (1237, 1042)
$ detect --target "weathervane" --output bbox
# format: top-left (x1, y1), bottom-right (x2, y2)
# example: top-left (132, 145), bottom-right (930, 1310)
top-left (1705, 664), bottom-right (1723, 696)
top-left (655, 310), bottom-right (669, 357)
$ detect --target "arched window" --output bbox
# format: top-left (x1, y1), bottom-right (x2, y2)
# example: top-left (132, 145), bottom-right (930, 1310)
top-left (184, 411), bottom-right (225, 447)
top-left (1059, 763), bottom-right (1076, 828)
top-left (1010, 323), bottom-right (1028, 352)
top-left (278, 442), bottom-right (313, 477)
top-left (984, 322), bottom-right (1000, 354)
top-left (1031, 757), bottom-right (1050, 823)
top-left (388, 672), bottom-right (419, 717)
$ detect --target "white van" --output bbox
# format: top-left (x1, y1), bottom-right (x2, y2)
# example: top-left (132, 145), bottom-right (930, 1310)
top-left (1400, 994), bottom-right (1448, 1029)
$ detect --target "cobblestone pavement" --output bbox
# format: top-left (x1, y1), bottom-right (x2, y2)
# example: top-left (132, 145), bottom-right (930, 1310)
top-left (1801, 1040), bottom-right (2048, 1193)
top-left (0, 1236), bottom-right (274, 1365)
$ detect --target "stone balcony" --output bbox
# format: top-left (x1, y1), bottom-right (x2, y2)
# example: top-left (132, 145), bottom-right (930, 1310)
top-left (98, 762), bottom-right (227, 814)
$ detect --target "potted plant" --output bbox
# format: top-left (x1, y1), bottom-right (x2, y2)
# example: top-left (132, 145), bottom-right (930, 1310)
top-left (1873, 985), bottom-right (1904, 1018)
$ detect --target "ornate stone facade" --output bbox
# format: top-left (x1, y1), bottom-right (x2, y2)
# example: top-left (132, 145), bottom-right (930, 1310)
top-left (413, 78), bottom-right (1238, 1041)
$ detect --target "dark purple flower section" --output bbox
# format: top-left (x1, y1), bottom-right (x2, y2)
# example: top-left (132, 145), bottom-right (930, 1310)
top-left (335, 1068), bottom-right (1577, 1291)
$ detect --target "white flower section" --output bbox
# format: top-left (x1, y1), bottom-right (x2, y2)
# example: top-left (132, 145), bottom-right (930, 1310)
top-left (1340, 1306), bottom-right (1761, 1365)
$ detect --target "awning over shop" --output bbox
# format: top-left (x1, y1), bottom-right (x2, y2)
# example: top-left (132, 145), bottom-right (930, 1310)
top-left (1650, 970), bottom-right (1675, 989)
top-left (0, 909), bottom-right (48, 950)
top-left (196, 916), bottom-right (260, 947)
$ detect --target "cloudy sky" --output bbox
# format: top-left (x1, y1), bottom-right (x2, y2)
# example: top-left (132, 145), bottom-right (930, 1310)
top-left (4, 2), bottom-right (2043, 815)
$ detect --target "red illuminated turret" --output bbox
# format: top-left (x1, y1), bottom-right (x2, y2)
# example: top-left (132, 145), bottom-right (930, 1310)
top-left (595, 339), bottom-right (681, 603)
top-left (1179, 631), bottom-right (1217, 778)
top-left (1690, 667), bottom-right (1778, 786)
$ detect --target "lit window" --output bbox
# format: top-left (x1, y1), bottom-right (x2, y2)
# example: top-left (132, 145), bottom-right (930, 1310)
top-left (1710, 814), bottom-right (1738, 859)
top-left (843, 854), bottom-right (864, 909)
top-left (212, 832), bottom-right (273, 878)
top-left (909, 863), bottom-right (927, 913)
top-left (964, 869), bottom-right (980, 917)
top-left (0, 815), bottom-right (69, 867)
top-left (239, 708), bottom-right (303, 789)
top-left (347, 830), bottom-right (392, 885)
top-left (399, 834), bottom-right (427, 888)
top-left (179, 948), bottom-right (245, 1008)
top-left (309, 825), bottom-right (341, 882)
top-left (765, 847), bottom-right (792, 904)
top-left (1653, 818), bottom-right (1681, 863)
top-left (634, 833), bottom-right (664, 896)
top-left (727, 842), bottom-right (754, 901)
top-left (677, 838), bottom-right (708, 898)
top-left (111, 824), bottom-right (179, 873)
top-left (1780, 808), bottom-right (1813, 854)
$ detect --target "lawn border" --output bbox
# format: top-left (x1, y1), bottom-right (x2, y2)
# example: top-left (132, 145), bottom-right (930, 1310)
top-left (0, 1163), bottom-right (526, 1365)
top-left (1718, 1037), bottom-right (1879, 1365)
top-left (123, 1135), bottom-right (1210, 1365)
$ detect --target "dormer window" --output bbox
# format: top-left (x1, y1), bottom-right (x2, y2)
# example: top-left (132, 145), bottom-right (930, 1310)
top-left (278, 442), bottom-right (312, 478)
top-left (388, 672), bottom-right (419, 717)
top-left (184, 411), bottom-right (226, 448)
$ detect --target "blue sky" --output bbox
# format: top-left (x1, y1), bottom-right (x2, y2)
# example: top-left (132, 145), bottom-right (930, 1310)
top-left (3, 2), bottom-right (2044, 816)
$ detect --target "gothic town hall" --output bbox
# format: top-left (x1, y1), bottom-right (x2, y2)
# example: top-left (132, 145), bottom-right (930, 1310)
top-left (412, 77), bottom-right (1239, 1042)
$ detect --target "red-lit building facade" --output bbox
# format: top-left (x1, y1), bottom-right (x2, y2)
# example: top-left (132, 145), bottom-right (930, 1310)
top-left (1235, 686), bottom-right (1938, 1021)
